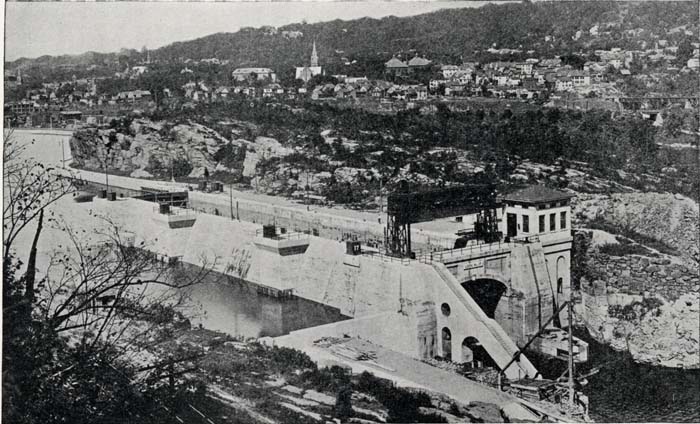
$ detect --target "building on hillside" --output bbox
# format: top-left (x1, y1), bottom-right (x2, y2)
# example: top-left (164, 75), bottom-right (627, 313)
top-left (131, 66), bottom-right (149, 75)
top-left (555, 77), bottom-right (573, 91)
top-left (385, 57), bottom-right (409, 76)
top-left (232, 67), bottom-right (277, 82)
top-left (538, 58), bottom-right (562, 69)
top-left (407, 56), bottom-right (432, 70)
top-left (441, 65), bottom-right (460, 79)
top-left (295, 42), bottom-right (323, 83)
top-left (569, 70), bottom-right (591, 87)
top-left (515, 62), bottom-right (533, 75)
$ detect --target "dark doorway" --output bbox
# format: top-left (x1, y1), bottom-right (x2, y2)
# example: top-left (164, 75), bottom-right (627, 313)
top-left (441, 327), bottom-right (452, 360)
top-left (462, 337), bottom-right (497, 368)
top-left (507, 213), bottom-right (517, 238)
top-left (462, 279), bottom-right (508, 319)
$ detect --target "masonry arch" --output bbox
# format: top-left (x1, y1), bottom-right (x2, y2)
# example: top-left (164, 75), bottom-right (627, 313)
top-left (441, 327), bottom-right (452, 360)
top-left (461, 337), bottom-right (497, 368)
top-left (461, 278), bottom-right (508, 319)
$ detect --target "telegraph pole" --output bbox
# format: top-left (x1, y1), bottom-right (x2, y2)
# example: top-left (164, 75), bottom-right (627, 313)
top-left (104, 148), bottom-right (111, 194)
top-left (229, 183), bottom-right (234, 220)
top-left (306, 170), bottom-right (310, 211)
top-left (567, 289), bottom-right (575, 406)
top-left (60, 138), bottom-right (65, 168)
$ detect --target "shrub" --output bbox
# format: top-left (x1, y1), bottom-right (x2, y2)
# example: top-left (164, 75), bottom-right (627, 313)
top-left (355, 371), bottom-right (436, 423)
top-left (599, 242), bottom-right (653, 257)
top-left (199, 353), bottom-right (247, 375)
top-left (172, 157), bottom-right (193, 178)
top-left (608, 298), bottom-right (663, 321)
top-left (335, 385), bottom-right (353, 421)
top-left (268, 346), bottom-right (316, 371)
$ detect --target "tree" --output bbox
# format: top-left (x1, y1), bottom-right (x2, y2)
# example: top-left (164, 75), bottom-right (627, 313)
top-left (3, 132), bottom-right (215, 423)
top-left (334, 385), bottom-right (353, 421)
top-left (676, 39), bottom-right (693, 66)
top-left (172, 156), bottom-right (193, 178)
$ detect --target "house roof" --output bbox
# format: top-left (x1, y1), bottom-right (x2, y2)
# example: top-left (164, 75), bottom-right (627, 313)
top-left (503, 186), bottom-right (574, 204)
top-left (385, 57), bottom-right (408, 68)
top-left (408, 57), bottom-right (431, 67)
top-left (232, 67), bottom-right (274, 74)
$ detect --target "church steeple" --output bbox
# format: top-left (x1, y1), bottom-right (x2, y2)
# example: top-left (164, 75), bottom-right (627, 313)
top-left (310, 41), bottom-right (318, 67)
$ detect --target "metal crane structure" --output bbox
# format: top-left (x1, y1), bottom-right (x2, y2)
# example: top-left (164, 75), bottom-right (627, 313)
top-left (384, 181), bottom-right (501, 258)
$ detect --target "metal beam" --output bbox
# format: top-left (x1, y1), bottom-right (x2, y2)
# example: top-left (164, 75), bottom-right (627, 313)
top-left (500, 300), bottom-right (569, 378)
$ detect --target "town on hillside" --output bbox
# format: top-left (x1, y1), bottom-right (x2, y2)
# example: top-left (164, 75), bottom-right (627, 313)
top-left (4, 18), bottom-right (700, 127)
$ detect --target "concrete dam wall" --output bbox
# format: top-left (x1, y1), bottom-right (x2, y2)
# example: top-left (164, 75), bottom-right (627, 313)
top-left (57, 196), bottom-right (539, 379)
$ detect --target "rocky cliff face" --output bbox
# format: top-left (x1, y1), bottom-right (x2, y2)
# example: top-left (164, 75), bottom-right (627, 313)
top-left (70, 119), bottom-right (236, 178)
top-left (571, 190), bottom-right (699, 368)
top-left (579, 277), bottom-right (699, 369)
top-left (573, 192), bottom-right (699, 266)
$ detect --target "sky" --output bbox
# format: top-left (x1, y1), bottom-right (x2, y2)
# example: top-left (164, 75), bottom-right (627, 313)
top-left (4, 1), bottom-right (504, 62)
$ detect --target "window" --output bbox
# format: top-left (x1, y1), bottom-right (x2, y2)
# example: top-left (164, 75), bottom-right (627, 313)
top-left (539, 215), bottom-right (546, 233)
top-left (522, 215), bottom-right (529, 233)
top-left (560, 211), bottom-right (567, 229)
top-left (550, 213), bottom-right (556, 231)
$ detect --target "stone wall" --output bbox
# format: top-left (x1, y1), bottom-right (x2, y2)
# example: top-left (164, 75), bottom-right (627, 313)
top-left (591, 253), bottom-right (699, 301)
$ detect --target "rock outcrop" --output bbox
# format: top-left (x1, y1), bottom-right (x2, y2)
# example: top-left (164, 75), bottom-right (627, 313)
top-left (70, 119), bottom-right (299, 183)
top-left (573, 192), bottom-right (699, 266)
top-left (580, 278), bottom-right (699, 369)
top-left (574, 210), bottom-right (699, 368)
top-left (70, 119), bottom-right (234, 178)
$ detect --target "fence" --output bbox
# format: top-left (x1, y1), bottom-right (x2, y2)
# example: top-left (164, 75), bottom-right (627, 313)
top-left (415, 239), bottom-right (511, 264)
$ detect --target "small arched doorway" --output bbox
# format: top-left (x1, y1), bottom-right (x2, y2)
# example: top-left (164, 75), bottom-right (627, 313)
top-left (461, 337), bottom-right (497, 369)
top-left (556, 256), bottom-right (567, 292)
top-left (462, 279), bottom-right (508, 319)
top-left (441, 327), bottom-right (452, 360)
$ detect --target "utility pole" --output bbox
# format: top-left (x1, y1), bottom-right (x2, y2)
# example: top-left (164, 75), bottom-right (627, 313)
top-left (567, 289), bottom-right (575, 406)
top-left (306, 170), bottom-right (310, 211)
top-left (229, 183), bottom-right (234, 220)
top-left (60, 138), bottom-right (66, 169)
top-left (104, 150), bottom-right (110, 194)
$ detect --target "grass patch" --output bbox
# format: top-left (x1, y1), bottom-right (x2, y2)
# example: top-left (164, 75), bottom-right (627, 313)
top-left (599, 241), bottom-right (655, 257)
top-left (586, 217), bottom-right (678, 256)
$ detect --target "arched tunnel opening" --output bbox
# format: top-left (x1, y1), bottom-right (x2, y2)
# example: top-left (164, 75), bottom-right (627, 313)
top-left (461, 279), bottom-right (507, 319)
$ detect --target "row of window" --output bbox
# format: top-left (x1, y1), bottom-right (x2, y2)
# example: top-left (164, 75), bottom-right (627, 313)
top-left (536, 201), bottom-right (568, 210)
top-left (522, 211), bottom-right (566, 233)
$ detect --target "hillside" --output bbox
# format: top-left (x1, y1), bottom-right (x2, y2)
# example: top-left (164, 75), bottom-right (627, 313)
top-left (7, 1), bottom-right (697, 74)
